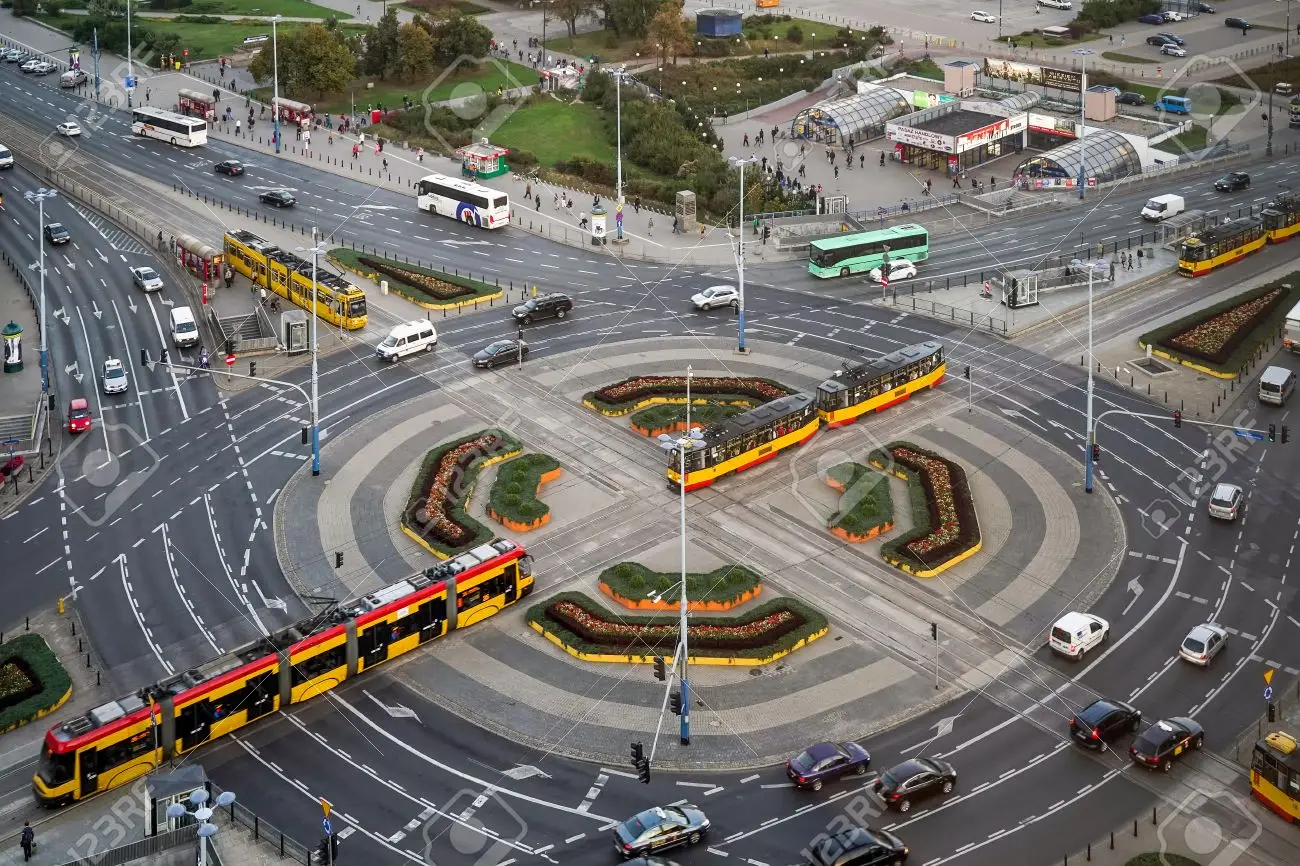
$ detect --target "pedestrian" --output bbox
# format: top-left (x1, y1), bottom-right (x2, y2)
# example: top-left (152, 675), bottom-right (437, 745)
top-left (417, 147), bottom-right (424, 163)
top-left (534, 194), bottom-right (541, 210)
top-left (145, 87), bottom-right (151, 104)
top-left (700, 222), bottom-right (706, 238)
top-left (743, 133), bottom-right (750, 147)
top-left (925, 178), bottom-right (933, 194)
top-left (1137, 248), bottom-right (1144, 269)
top-left (1262, 111), bottom-right (1268, 126)
top-left (879, 152), bottom-right (885, 167)
top-left (1109, 34), bottom-right (1113, 45)
top-left (991, 177), bottom-right (997, 191)
top-left (21, 821), bottom-right (34, 861)
top-left (834, 165), bottom-right (839, 179)
top-left (859, 153), bottom-right (865, 169)
top-left (352, 143), bottom-right (359, 159)
top-left (579, 211), bottom-right (588, 228)
top-left (525, 182), bottom-right (531, 199)
top-left (952, 175), bottom-right (961, 189)
top-left (633, 197), bottom-right (641, 213)
top-left (647, 216), bottom-right (654, 236)
top-left (235, 119), bottom-right (241, 136)
top-left (295, 125), bottom-right (301, 140)
top-left (382, 158), bottom-right (389, 172)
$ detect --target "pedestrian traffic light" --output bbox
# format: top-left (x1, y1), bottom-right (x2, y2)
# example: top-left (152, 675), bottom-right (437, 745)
top-left (1091, 443), bottom-right (1101, 463)
top-left (249, 361), bottom-right (257, 377)
top-left (1284, 426), bottom-right (1290, 444)
top-left (1269, 423), bottom-right (1277, 442)
top-left (302, 426), bottom-right (309, 445)
top-left (636, 756), bottom-right (651, 784)
top-left (334, 552), bottom-right (343, 569)
top-left (140, 348), bottom-right (149, 367)
top-left (653, 656), bottom-right (666, 681)
top-left (631, 741), bottom-right (644, 765)
top-left (930, 622), bottom-right (937, 640)
top-left (1173, 410), bottom-right (1181, 428)
top-left (669, 690), bottom-right (682, 715)
top-left (963, 365), bottom-right (970, 380)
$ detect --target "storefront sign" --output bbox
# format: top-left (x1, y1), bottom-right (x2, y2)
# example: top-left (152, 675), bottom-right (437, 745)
top-left (956, 114), bottom-right (1027, 153)
top-left (887, 122), bottom-right (955, 153)
top-left (1027, 113), bottom-right (1078, 137)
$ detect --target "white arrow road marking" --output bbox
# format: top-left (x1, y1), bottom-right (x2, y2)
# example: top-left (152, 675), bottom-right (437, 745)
top-left (252, 579), bottom-right (287, 611)
top-left (74, 309), bottom-right (107, 451)
top-left (96, 247), bottom-right (109, 263)
top-left (902, 714), bottom-right (962, 752)
top-left (501, 765), bottom-right (551, 781)
top-left (364, 690), bottom-right (421, 723)
top-left (144, 294), bottom-right (189, 421)
top-left (63, 255), bottom-right (75, 271)
top-left (91, 299), bottom-right (102, 319)
top-left (439, 239), bottom-right (494, 247)
top-left (1123, 576), bottom-right (1144, 615)
top-left (54, 307), bottom-right (70, 325)
top-left (110, 298), bottom-right (148, 442)
top-left (127, 295), bottom-right (137, 314)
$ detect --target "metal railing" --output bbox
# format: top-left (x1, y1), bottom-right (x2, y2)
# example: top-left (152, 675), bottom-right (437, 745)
top-left (54, 826), bottom-right (195, 866)
top-left (884, 293), bottom-right (1008, 335)
top-left (206, 780), bottom-right (314, 865)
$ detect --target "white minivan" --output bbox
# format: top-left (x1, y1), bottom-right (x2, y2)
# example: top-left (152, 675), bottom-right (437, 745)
top-left (0, 143), bottom-right (12, 170)
top-left (375, 320), bottom-right (437, 362)
top-left (1259, 365), bottom-right (1296, 406)
top-left (170, 306), bottom-right (200, 348)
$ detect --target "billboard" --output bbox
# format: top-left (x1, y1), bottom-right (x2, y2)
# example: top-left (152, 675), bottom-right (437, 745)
top-left (887, 122), bottom-right (955, 153)
top-left (982, 58), bottom-right (1084, 94)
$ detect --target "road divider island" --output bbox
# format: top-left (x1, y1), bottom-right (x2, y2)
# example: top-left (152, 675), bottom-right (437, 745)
top-left (328, 247), bottom-right (503, 310)
top-left (584, 375), bottom-right (793, 436)
top-left (868, 442), bottom-right (981, 578)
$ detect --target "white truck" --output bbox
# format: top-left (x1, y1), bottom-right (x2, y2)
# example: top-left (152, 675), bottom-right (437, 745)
top-left (1141, 193), bottom-right (1185, 221)
top-left (1284, 300), bottom-right (1300, 352)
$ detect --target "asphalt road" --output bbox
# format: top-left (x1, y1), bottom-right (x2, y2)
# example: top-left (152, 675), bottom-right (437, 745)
top-left (5, 55), bottom-right (1300, 866)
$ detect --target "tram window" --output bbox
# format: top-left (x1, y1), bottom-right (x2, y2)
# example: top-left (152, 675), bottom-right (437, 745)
top-left (292, 644), bottom-right (346, 684)
top-left (97, 730), bottom-right (155, 769)
top-left (458, 583), bottom-right (485, 610)
top-left (38, 746), bottom-right (74, 785)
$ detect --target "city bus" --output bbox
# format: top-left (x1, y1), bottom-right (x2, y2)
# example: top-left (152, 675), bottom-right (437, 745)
top-left (415, 173), bottom-right (510, 229)
top-left (1176, 216), bottom-right (1265, 277)
top-left (1263, 192), bottom-right (1300, 244)
top-left (808, 224), bottom-right (930, 278)
top-left (131, 106), bottom-right (207, 147)
top-left (817, 341), bottom-right (946, 427)
top-left (224, 230), bottom-right (368, 330)
top-left (1250, 731), bottom-right (1300, 822)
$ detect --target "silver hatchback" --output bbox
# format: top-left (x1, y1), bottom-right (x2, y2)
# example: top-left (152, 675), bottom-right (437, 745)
top-left (1207, 483), bottom-right (1243, 520)
top-left (1180, 623), bottom-right (1227, 666)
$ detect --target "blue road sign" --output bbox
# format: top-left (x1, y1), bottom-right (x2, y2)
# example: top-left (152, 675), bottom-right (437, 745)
top-left (322, 817), bottom-right (332, 836)
top-left (1265, 685), bottom-right (1274, 701)
top-left (1235, 430), bottom-right (1265, 441)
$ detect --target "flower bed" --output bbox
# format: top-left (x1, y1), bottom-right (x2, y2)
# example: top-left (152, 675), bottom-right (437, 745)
top-left (402, 429), bottom-right (523, 557)
top-left (487, 454), bottom-right (562, 532)
top-left (583, 376), bottom-right (792, 416)
top-left (1139, 278), bottom-right (1300, 376)
top-left (528, 592), bottom-right (828, 663)
top-left (598, 561), bottom-right (762, 610)
top-left (0, 635), bottom-right (72, 734)
top-left (868, 442), bottom-right (980, 577)
top-left (628, 402), bottom-right (753, 436)
top-left (823, 463), bottom-right (894, 542)
top-left (327, 247), bottom-right (501, 309)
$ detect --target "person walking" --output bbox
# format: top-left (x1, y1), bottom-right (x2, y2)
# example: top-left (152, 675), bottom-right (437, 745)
top-left (21, 821), bottom-right (34, 861)
top-left (235, 119), bottom-right (241, 137)
top-left (647, 216), bottom-right (654, 236)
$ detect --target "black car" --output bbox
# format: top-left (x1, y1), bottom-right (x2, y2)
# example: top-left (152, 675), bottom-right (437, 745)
top-left (259, 189), bottom-right (295, 207)
top-left (1214, 171), bottom-right (1250, 191)
top-left (43, 223), bottom-right (70, 245)
top-left (1069, 698), bottom-right (1141, 750)
top-left (613, 805), bottom-right (709, 859)
top-left (214, 159), bottom-right (245, 176)
top-left (872, 757), bottom-right (957, 813)
top-left (1130, 717), bottom-right (1204, 771)
top-left (788, 741), bottom-right (872, 791)
top-left (472, 339), bottom-right (528, 369)
top-left (1116, 91), bottom-right (1147, 106)
top-left (1197, 2), bottom-right (1216, 11)
top-left (512, 292), bottom-right (573, 324)
top-left (1146, 35), bottom-right (1175, 47)
top-left (807, 827), bottom-right (909, 866)
top-left (1225, 16), bottom-right (1250, 29)
top-left (1156, 32), bottom-right (1185, 46)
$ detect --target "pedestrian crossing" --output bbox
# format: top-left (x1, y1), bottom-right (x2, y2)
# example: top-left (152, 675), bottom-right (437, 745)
top-left (72, 205), bottom-right (149, 255)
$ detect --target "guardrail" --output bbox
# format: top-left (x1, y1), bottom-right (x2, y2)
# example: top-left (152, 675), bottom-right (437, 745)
top-left (53, 825), bottom-right (195, 866)
top-left (207, 780), bottom-right (314, 865)
top-left (884, 294), bottom-right (1008, 336)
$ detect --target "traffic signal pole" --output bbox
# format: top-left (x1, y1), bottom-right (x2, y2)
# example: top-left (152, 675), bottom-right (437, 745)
top-left (1090, 408), bottom-right (1288, 464)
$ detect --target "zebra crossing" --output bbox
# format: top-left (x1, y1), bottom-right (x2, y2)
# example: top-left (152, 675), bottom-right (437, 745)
top-left (72, 204), bottom-right (149, 255)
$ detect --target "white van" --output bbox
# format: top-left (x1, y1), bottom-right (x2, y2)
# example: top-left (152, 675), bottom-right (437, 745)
top-left (1049, 611), bottom-right (1109, 660)
top-left (0, 143), bottom-right (12, 170)
top-left (1259, 366), bottom-right (1296, 406)
top-left (1141, 194), bottom-right (1185, 221)
top-left (60, 69), bottom-right (86, 88)
top-left (376, 320), bottom-right (437, 362)
top-left (170, 306), bottom-right (200, 348)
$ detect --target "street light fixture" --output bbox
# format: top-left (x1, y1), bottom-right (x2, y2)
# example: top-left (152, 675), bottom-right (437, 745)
top-left (657, 365), bottom-right (695, 747)
top-left (1080, 258), bottom-right (1106, 494)
top-left (296, 228), bottom-right (325, 477)
top-left (727, 155), bottom-right (759, 355)
top-left (1074, 48), bottom-right (1095, 201)
top-left (125, 0), bottom-right (135, 108)
top-left (165, 789), bottom-right (236, 866)
top-left (271, 15), bottom-right (283, 155)
top-left (612, 66), bottom-right (630, 241)
top-left (23, 188), bottom-right (57, 396)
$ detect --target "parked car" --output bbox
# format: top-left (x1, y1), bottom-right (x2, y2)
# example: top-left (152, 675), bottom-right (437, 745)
top-left (872, 758), bottom-right (957, 813)
top-left (1163, 10), bottom-right (1184, 21)
top-left (20, 58), bottom-right (45, 73)
top-left (130, 266), bottom-right (164, 292)
top-left (43, 223), bottom-right (70, 245)
top-left (31, 61), bottom-right (55, 75)
top-left (5, 51), bottom-right (30, 64)
top-left (1197, 3), bottom-right (1216, 12)
top-left (971, 10), bottom-right (997, 22)
top-left (56, 121), bottom-right (82, 137)
top-left (1147, 35), bottom-right (1175, 46)
top-left (613, 805), bottom-right (710, 859)
top-left (690, 285), bottom-right (739, 310)
top-left (512, 292), bottom-right (573, 324)
top-left (1069, 699), bottom-right (1141, 751)
top-left (1161, 44), bottom-right (1188, 57)
top-left (787, 741), bottom-right (872, 791)
top-left (1207, 482), bottom-right (1244, 520)
top-left (1139, 12), bottom-right (1166, 23)
top-left (258, 189), bottom-right (296, 207)
top-left (1130, 717), bottom-right (1204, 772)
top-left (214, 159), bottom-right (245, 176)
top-left (1179, 623), bottom-right (1228, 666)
top-left (472, 339), bottom-right (527, 369)
top-left (1214, 171), bottom-right (1251, 191)
top-left (806, 828), bottom-right (909, 866)
top-left (101, 358), bottom-right (128, 395)
top-left (1157, 32), bottom-right (1186, 46)
top-left (1117, 91), bottom-right (1147, 106)
top-left (1276, 82), bottom-right (1294, 96)
top-left (1036, 0), bottom-right (1071, 8)
top-left (67, 398), bottom-right (93, 434)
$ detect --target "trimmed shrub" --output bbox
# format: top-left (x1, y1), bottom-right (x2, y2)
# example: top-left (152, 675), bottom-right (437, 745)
top-left (1139, 280), bottom-right (1300, 373)
top-left (489, 453), bottom-right (560, 527)
top-left (824, 463), bottom-right (893, 538)
top-left (0, 635), bottom-right (73, 733)
top-left (585, 375), bottom-right (791, 415)
top-left (403, 429), bottom-right (522, 555)
top-left (599, 562), bottom-right (762, 605)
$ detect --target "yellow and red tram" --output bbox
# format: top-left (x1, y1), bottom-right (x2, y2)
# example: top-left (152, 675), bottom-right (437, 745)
top-left (33, 540), bottom-right (533, 806)
top-left (1263, 192), bottom-right (1300, 244)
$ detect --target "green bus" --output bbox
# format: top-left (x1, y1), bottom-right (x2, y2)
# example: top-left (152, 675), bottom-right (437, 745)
top-left (808, 224), bottom-right (931, 279)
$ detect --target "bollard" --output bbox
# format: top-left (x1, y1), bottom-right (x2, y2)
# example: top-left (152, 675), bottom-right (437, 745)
top-left (1180, 398), bottom-right (1184, 410)
top-left (1133, 819), bottom-right (1138, 837)
top-left (1081, 355), bottom-right (1084, 366)
top-left (1148, 383), bottom-right (1151, 395)
top-left (86, 653), bottom-right (91, 668)
top-left (71, 620), bottom-right (75, 635)
top-left (78, 638), bottom-right (82, 652)
top-left (1152, 806), bottom-right (1157, 825)
top-left (1086, 843), bottom-right (1091, 861)
top-left (25, 616), bottom-right (29, 630)
top-left (96, 670), bottom-right (100, 686)
top-left (1109, 832), bottom-right (1114, 850)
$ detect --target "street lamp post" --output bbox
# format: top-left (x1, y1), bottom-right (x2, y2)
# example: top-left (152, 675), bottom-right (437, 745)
top-left (296, 230), bottom-right (324, 476)
top-left (1081, 259), bottom-right (1105, 494)
top-left (165, 789), bottom-right (236, 866)
top-left (998, 0), bottom-right (1003, 40)
top-left (24, 188), bottom-right (57, 396)
top-left (613, 67), bottom-right (627, 241)
top-left (1074, 48), bottom-right (1095, 200)
top-left (271, 15), bottom-right (283, 154)
top-left (125, 0), bottom-right (134, 108)
top-left (728, 156), bottom-right (758, 354)
top-left (676, 366), bottom-right (693, 746)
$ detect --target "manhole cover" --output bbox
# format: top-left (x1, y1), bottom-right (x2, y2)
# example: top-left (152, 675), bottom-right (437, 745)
top-left (749, 668), bottom-right (762, 676)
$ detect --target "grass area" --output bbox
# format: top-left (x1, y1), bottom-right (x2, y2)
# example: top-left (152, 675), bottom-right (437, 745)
top-left (1167, 125), bottom-right (1209, 150)
top-left (397, 0), bottom-right (489, 14)
top-left (1212, 53), bottom-right (1300, 92)
top-left (628, 402), bottom-right (751, 432)
top-left (491, 99), bottom-right (615, 169)
top-left (893, 56), bottom-right (944, 80)
top-left (180, 0), bottom-right (349, 17)
top-left (545, 16), bottom-right (878, 61)
top-left (1102, 51), bottom-right (1158, 64)
top-left (34, 14), bottom-right (361, 59)
top-left (1122, 855), bottom-right (1200, 866)
top-left (599, 562), bottom-right (763, 606)
top-left (1003, 30), bottom-right (1103, 49)
top-left (315, 60), bottom-right (539, 113)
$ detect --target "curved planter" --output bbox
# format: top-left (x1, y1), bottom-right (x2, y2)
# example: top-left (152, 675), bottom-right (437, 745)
top-left (529, 620), bottom-right (828, 666)
top-left (867, 446), bottom-right (981, 579)
top-left (487, 466), bottom-right (562, 533)
top-left (824, 475), bottom-right (894, 542)
top-left (599, 582), bottom-right (762, 611)
top-left (883, 540), bottom-right (984, 578)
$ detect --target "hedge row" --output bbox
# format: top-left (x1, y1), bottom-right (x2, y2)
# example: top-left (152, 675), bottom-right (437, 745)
top-left (824, 463), bottom-right (894, 537)
top-left (1138, 277), bottom-right (1300, 374)
top-left (599, 561), bottom-right (762, 605)
top-left (489, 453), bottom-right (561, 526)
top-left (584, 376), bottom-right (792, 415)
top-left (402, 429), bottom-right (522, 556)
top-left (628, 402), bottom-right (753, 433)
top-left (327, 247), bottom-right (500, 307)
top-left (0, 635), bottom-right (72, 734)
top-left (527, 592), bottom-right (828, 658)
top-left (870, 442), bottom-right (980, 571)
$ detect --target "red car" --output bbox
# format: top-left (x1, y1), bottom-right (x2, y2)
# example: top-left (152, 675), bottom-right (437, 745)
top-left (67, 398), bottom-right (92, 433)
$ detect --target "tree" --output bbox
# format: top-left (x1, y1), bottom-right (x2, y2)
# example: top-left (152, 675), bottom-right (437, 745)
top-left (606, 0), bottom-right (662, 38)
top-left (393, 22), bottom-right (435, 82)
top-left (12, 0), bottom-right (39, 15)
top-left (87, 0), bottom-right (125, 18)
top-left (363, 9), bottom-right (401, 78)
top-left (431, 12), bottom-right (492, 64)
top-left (647, 0), bottom-right (688, 65)
top-left (146, 29), bottom-right (182, 60)
top-left (549, 0), bottom-right (599, 37)
top-left (249, 24), bottom-right (356, 101)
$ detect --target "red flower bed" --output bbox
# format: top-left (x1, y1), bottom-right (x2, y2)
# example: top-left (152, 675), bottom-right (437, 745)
top-left (880, 443), bottom-right (979, 569)
top-left (586, 376), bottom-right (791, 412)
top-left (1160, 288), bottom-right (1286, 365)
top-left (546, 596), bottom-right (806, 652)
top-left (410, 432), bottom-right (515, 548)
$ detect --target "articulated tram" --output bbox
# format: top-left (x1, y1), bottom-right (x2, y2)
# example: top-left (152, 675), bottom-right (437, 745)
top-left (223, 230), bottom-right (368, 330)
top-left (1263, 192), bottom-right (1300, 244)
top-left (33, 540), bottom-right (532, 805)
top-left (667, 342), bottom-right (945, 491)
top-left (1177, 216), bottom-right (1266, 277)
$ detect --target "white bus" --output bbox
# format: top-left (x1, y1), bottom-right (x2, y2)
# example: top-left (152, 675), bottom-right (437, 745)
top-left (131, 106), bottom-right (207, 147)
top-left (415, 173), bottom-right (510, 229)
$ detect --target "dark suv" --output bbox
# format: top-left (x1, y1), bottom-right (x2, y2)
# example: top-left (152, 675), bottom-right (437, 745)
top-left (807, 827), bottom-right (909, 866)
top-left (1214, 171), bottom-right (1250, 191)
top-left (512, 292), bottom-right (573, 324)
top-left (1070, 699), bottom-right (1141, 750)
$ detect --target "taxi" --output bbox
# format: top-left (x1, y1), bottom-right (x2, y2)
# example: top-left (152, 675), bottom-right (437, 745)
top-left (1129, 717), bottom-right (1204, 771)
top-left (67, 398), bottom-right (92, 433)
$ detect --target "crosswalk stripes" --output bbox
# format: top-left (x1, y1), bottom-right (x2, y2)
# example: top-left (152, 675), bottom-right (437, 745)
top-left (269, 450), bottom-right (311, 461)
top-left (72, 204), bottom-right (148, 254)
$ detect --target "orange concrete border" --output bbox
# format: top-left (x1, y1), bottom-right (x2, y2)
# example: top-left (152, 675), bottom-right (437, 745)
top-left (599, 582), bottom-right (762, 611)
top-left (487, 466), bottom-right (562, 533)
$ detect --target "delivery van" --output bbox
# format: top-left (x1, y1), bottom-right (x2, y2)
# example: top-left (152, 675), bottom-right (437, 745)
top-left (1259, 366), bottom-right (1296, 406)
top-left (169, 306), bottom-right (200, 348)
top-left (1141, 194), bottom-right (1185, 221)
top-left (0, 143), bottom-right (12, 170)
top-left (1285, 300), bottom-right (1300, 352)
top-left (375, 320), bottom-right (437, 362)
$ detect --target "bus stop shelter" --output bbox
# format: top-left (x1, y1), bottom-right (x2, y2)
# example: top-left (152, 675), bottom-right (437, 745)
top-left (177, 88), bottom-right (216, 121)
top-left (175, 234), bottom-right (224, 281)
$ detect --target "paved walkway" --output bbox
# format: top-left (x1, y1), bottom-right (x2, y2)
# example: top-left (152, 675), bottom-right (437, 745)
top-left (270, 335), bottom-right (1123, 767)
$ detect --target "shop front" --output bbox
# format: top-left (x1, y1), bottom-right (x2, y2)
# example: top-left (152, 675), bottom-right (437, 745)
top-left (886, 108), bottom-right (1026, 175)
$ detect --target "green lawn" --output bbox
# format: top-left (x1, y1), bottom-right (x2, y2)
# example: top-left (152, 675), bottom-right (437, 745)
top-left (35, 14), bottom-right (361, 59)
top-left (315, 61), bottom-right (539, 113)
top-left (396, 0), bottom-right (489, 14)
top-left (1004, 30), bottom-right (1103, 49)
top-left (546, 17), bottom-right (879, 62)
top-left (1167, 125), bottom-right (1209, 150)
top-left (490, 99), bottom-right (615, 168)
top-left (1102, 51), bottom-right (1158, 64)
top-left (178, 0), bottom-right (350, 17)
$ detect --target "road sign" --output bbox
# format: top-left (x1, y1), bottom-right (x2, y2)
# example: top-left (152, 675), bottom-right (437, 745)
top-left (322, 817), bottom-right (332, 836)
top-left (202, 282), bottom-right (208, 305)
top-left (224, 354), bottom-right (236, 367)
top-left (320, 798), bottom-right (331, 817)
top-left (1235, 430), bottom-right (1265, 441)
top-left (1266, 669), bottom-right (1275, 686)
top-left (1265, 686), bottom-right (1274, 701)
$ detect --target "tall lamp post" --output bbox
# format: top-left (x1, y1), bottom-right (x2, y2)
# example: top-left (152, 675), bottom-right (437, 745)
top-left (271, 15), bottom-right (283, 154)
top-left (728, 156), bottom-right (758, 354)
top-left (1074, 47), bottom-right (1095, 200)
top-left (613, 67), bottom-right (628, 241)
top-left (657, 367), bottom-right (696, 746)
top-left (125, 0), bottom-right (134, 108)
top-left (998, 0), bottom-right (1003, 40)
top-left (1080, 259), bottom-right (1105, 494)
top-left (165, 789), bottom-right (236, 866)
top-left (296, 229), bottom-right (324, 476)
top-left (24, 188), bottom-right (57, 396)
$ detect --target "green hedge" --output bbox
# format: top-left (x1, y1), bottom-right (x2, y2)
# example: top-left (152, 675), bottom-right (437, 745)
top-left (528, 591), bottom-right (827, 659)
top-left (1138, 277), bottom-right (1300, 375)
top-left (1121, 855), bottom-right (1200, 866)
top-left (0, 634), bottom-right (72, 733)
top-left (825, 463), bottom-right (894, 536)
top-left (629, 402), bottom-right (753, 431)
top-left (599, 561), bottom-right (762, 605)
top-left (870, 441), bottom-right (979, 568)
top-left (489, 453), bottom-right (560, 526)
top-left (585, 376), bottom-right (792, 414)
top-left (327, 247), bottom-right (501, 306)
top-left (402, 428), bottom-right (522, 557)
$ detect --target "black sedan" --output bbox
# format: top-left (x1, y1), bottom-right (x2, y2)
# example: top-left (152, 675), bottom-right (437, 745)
top-left (214, 159), bottom-right (245, 176)
top-left (871, 757), bottom-right (957, 813)
top-left (1069, 698), bottom-right (1141, 750)
top-left (788, 741), bottom-right (872, 791)
top-left (1116, 91), bottom-right (1146, 106)
top-left (258, 189), bottom-right (295, 207)
top-left (613, 805), bottom-right (709, 859)
top-left (1214, 171), bottom-right (1250, 191)
top-left (43, 222), bottom-right (71, 245)
top-left (807, 827), bottom-right (908, 866)
top-left (472, 339), bottom-right (528, 369)
top-left (1130, 717), bottom-right (1204, 771)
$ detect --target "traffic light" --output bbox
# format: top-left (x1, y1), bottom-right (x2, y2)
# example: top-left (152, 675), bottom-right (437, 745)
top-left (963, 365), bottom-right (970, 380)
top-left (140, 347), bottom-right (149, 367)
top-left (630, 741), bottom-right (644, 765)
top-left (1269, 702), bottom-right (1277, 722)
top-left (159, 348), bottom-right (169, 365)
top-left (249, 361), bottom-right (257, 377)
top-left (1269, 423), bottom-right (1277, 442)
top-left (1091, 443), bottom-right (1101, 463)
top-left (930, 623), bottom-right (937, 640)
top-left (636, 756), bottom-right (651, 784)
top-left (330, 835), bottom-right (340, 859)
top-left (653, 656), bottom-right (666, 681)
top-left (1284, 426), bottom-right (1290, 444)
top-left (225, 338), bottom-right (234, 356)
top-left (302, 426), bottom-right (309, 445)
top-left (334, 551), bottom-right (343, 569)
top-left (669, 690), bottom-right (682, 715)
top-left (1173, 410), bottom-right (1181, 428)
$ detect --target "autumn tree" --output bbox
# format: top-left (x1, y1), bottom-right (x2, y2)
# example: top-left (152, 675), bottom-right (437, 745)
top-left (647, 0), bottom-right (689, 66)
top-left (393, 22), bottom-right (435, 82)
top-left (248, 24), bottom-right (356, 101)
top-left (550, 0), bottom-right (599, 38)
top-left (432, 11), bottom-right (493, 64)
top-left (605, 0), bottom-right (664, 39)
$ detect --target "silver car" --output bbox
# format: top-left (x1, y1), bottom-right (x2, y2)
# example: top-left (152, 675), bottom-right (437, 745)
top-left (1207, 483), bottom-right (1243, 520)
top-left (1180, 623), bottom-right (1227, 666)
top-left (101, 358), bottom-right (128, 395)
top-left (131, 266), bottom-right (164, 292)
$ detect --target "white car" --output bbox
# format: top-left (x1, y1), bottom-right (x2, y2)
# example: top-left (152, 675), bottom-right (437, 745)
top-left (1179, 623), bottom-right (1227, 666)
top-left (1160, 44), bottom-right (1187, 57)
top-left (101, 358), bottom-right (128, 394)
top-left (130, 265), bottom-right (164, 292)
top-left (20, 58), bottom-right (45, 72)
top-left (868, 260), bottom-right (918, 284)
top-left (1207, 482), bottom-right (1243, 520)
top-left (1037, 0), bottom-right (1072, 8)
top-left (32, 61), bottom-right (55, 75)
top-left (1163, 10), bottom-right (1184, 21)
top-left (691, 285), bottom-right (739, 310)
top-left (1048, 611), bottom-right (1109, 660)
top-left (56, 121), bottom-right (82, 137)
top-left (971, 10), bottom-right (997, 22)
